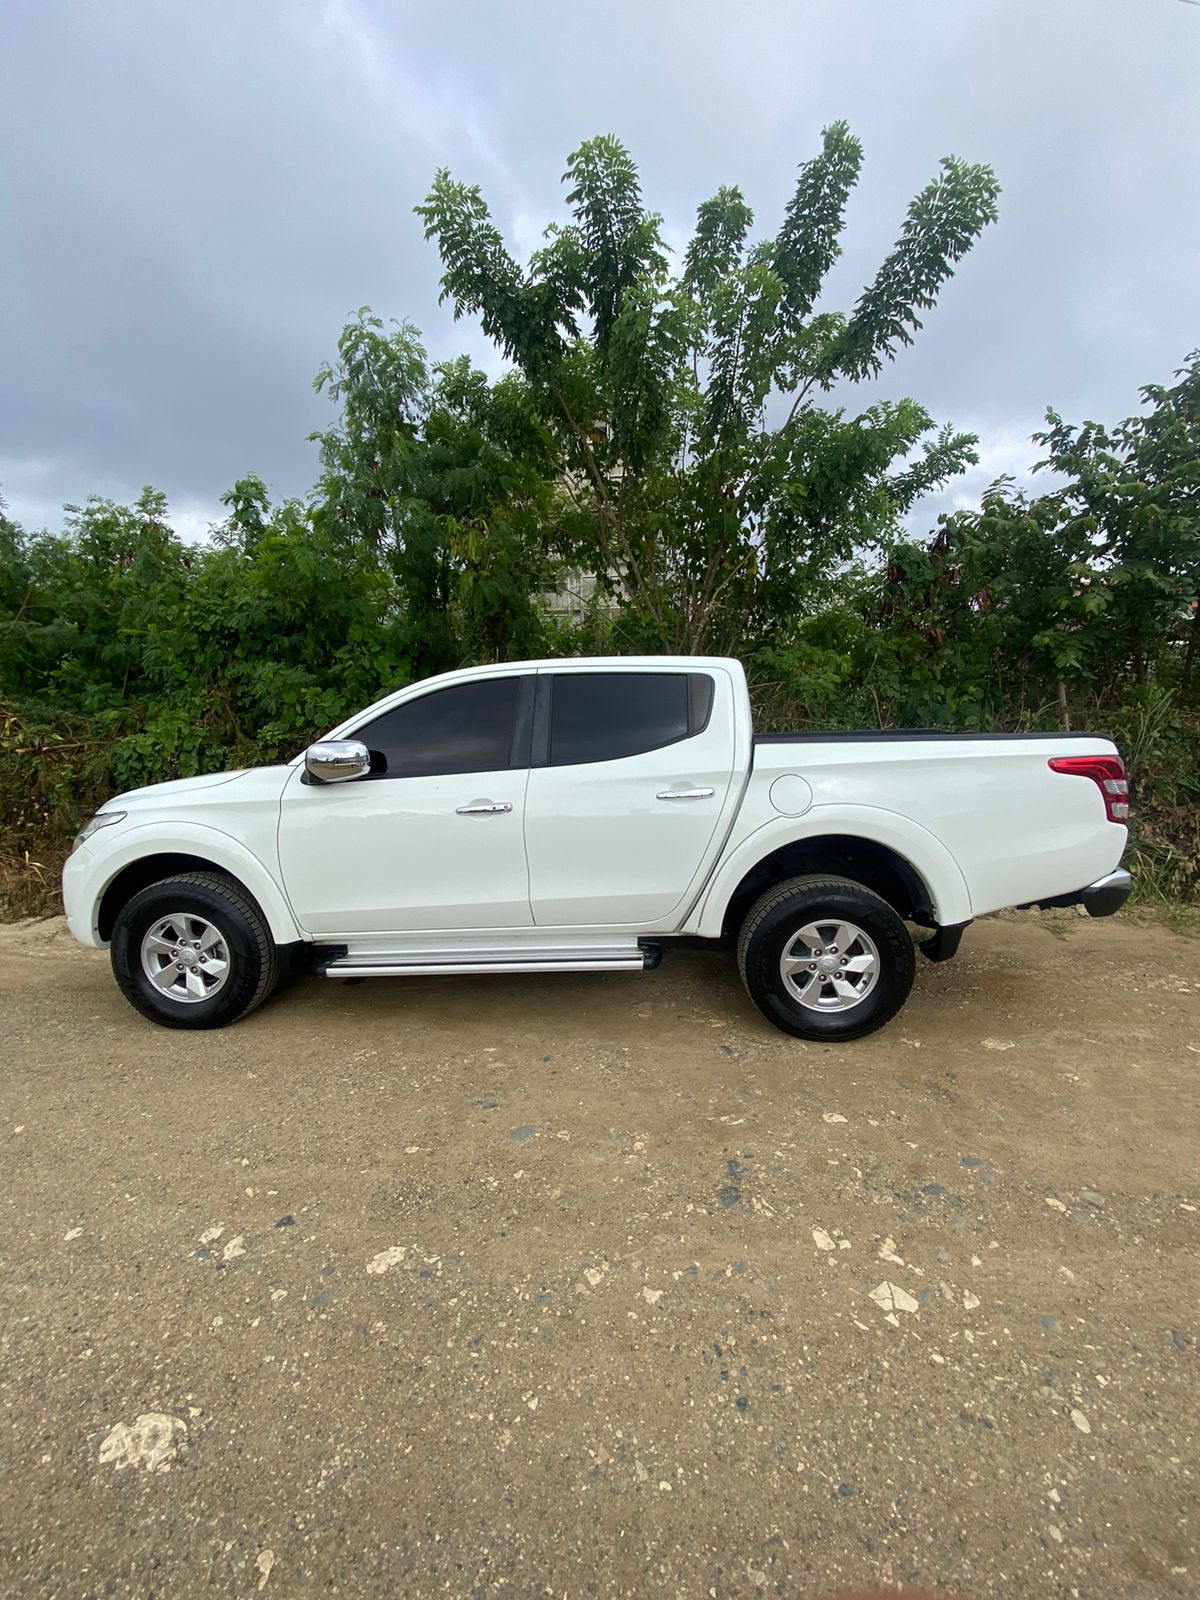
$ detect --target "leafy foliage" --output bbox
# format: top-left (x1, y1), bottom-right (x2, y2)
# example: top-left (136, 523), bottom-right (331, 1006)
top-left (0, 134), bottom-right (1196, 914)
top-left (418, 125), bottom-right (998, 651)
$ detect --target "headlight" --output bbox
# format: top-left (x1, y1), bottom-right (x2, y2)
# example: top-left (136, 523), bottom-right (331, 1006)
top-left (72, 811), bottom-right (127, 851)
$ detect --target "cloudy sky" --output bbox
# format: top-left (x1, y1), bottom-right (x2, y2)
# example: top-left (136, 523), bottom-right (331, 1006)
top-left (2, 0), bottom-right (1198, 539)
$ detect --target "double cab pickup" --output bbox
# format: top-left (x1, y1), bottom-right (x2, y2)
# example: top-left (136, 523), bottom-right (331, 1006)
top-left (63, 656), bottom-right (1131, 1039)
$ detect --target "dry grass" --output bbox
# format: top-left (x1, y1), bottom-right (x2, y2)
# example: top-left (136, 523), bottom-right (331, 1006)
top-left (0, 847), bottom-right (65, 922)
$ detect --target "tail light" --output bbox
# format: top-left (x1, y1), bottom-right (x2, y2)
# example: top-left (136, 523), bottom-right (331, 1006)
top-left (1048, 754), bottom-right (1129, 824)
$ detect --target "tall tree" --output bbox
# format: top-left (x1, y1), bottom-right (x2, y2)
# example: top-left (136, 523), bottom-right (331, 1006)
top-left (417, 126), bottom-right (1000, 651)
top-left (310, 308), bottom-right (563, 673)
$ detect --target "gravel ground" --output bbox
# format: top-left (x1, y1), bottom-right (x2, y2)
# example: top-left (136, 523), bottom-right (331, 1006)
top-left (1, 910), bottom-right (1197, 1600)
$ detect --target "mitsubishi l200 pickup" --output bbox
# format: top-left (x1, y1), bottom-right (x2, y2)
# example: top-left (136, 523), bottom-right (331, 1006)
top-left (63, 656), bottom-right (1131, 1040)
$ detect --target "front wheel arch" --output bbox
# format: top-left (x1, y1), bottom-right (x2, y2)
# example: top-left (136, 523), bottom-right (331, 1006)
top-left (98, 853), bottom-right (229, 941)
top-left (96, 843), bottom-right (300, 948)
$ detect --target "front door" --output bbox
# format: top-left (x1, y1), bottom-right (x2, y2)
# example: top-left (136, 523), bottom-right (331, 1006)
top-left (523, 667), bottom-right (736, 927)
top-left (277, 674), bottom-right (533, 936)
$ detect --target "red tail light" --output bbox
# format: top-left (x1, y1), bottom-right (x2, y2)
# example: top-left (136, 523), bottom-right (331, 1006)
top-left (1048, 754), bottom-right (1129, 824)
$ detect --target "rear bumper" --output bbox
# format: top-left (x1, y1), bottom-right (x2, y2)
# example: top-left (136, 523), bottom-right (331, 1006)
top-left (1080, 867), bottom-right (1133, 918)
top-left (1026, 867), bottom-right (1133, 919)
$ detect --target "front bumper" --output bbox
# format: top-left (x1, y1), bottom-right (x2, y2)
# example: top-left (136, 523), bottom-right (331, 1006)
top-left (61, 842), bottom-right (106, 947)
top-left (1026, 867), bottom-right (1133, 919)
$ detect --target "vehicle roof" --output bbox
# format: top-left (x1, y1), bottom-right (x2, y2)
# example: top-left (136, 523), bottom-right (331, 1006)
top-left (437, 655), bottom-right (741, 674)
top-left (307, 656), bottom-right (744, 755)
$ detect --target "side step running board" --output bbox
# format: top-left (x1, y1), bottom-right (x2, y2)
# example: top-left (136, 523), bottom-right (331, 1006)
top-left (319, 940), bottom-right (662, 979)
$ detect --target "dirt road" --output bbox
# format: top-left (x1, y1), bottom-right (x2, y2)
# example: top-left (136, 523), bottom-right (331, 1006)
top-left (1, 912), bottom-right (1197, 1599)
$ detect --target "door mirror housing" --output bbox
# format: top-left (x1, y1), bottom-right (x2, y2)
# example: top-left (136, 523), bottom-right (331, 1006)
top-left (303, 739), bottom-right (372, 784)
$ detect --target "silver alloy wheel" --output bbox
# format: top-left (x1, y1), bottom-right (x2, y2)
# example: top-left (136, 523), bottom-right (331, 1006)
top-left (140, 911), bottom-right (231, 1005)
top-left (780, 919), bottom-right (881, 1012)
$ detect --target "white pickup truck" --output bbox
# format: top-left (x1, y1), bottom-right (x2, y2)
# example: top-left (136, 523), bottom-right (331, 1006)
top-left (63, 655), bottom-right (1131, 1040)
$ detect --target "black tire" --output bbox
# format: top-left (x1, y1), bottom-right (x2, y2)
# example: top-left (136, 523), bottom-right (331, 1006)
top-left (736, 874), bottom-right (915, 1041)
top-left (111, 871), bottom-right (280, 1030)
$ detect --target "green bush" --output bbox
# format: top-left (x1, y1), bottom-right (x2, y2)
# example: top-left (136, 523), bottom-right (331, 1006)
top-left (3, 316), bottom-right (1196, 917)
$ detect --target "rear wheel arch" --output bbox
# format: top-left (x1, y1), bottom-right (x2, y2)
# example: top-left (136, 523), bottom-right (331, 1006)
top-left (718, 834), bottom-right (936, 941)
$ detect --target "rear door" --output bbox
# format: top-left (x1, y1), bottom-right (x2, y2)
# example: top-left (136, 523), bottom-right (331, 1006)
top-left (523, 666), bottom-right (736, 927)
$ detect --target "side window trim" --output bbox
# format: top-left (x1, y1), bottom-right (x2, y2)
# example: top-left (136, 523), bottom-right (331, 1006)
top-left (531, 674), bottom-right (552, 769)
top-left (509, 675), bottom-right (536, 769)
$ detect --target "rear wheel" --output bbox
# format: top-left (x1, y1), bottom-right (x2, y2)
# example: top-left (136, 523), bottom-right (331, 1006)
top-left (737, 874), bottom-right (915, 1041)
top-left (111, 871), bottom-right (280, 1029)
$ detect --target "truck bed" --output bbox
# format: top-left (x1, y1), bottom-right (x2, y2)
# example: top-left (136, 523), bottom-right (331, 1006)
top-left (753, 730), bottom-right (1109, 744)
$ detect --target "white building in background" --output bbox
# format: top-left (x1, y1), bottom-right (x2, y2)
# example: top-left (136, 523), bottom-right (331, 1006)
top-left (543, 453), bottom-right (625, 623)
top-left (543, 569), bottom-right (603, 624)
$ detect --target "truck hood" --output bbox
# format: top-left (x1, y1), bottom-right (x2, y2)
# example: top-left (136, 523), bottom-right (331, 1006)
top-left (113, 766), bottom-right (288, 807)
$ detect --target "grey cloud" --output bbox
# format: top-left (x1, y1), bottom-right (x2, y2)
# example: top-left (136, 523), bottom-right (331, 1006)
top-left (2, 0), bottom-right (1198, 534)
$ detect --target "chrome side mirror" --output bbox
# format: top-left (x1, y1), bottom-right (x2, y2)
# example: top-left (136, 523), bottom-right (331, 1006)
top-left (303, 739), bottom-right (372, 784)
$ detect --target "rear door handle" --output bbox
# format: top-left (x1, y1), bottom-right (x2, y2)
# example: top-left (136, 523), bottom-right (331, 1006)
top-left (656, 787), bottom-right (715, 801)
top-left (455, 800), bottom-right (513, 815)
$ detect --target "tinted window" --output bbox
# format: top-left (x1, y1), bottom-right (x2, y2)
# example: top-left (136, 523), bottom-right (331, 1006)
top-left (360, 678), bottom-right (521, 777)
top-left (689, 672), bottom-right (715, 732)
top-left (550, 672), bottom-right (691, 765)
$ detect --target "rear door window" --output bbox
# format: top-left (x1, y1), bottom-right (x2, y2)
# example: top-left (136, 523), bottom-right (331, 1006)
top-left (548, 672), bottom-right (710, 766)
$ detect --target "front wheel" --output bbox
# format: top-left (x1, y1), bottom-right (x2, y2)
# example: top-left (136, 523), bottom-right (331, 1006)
top-left (737, 875), bottom-right (916, 1041)
top-left (111, 871), bottom-right (280, 1029)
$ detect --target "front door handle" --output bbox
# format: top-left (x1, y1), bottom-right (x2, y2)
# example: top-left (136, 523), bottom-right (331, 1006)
top-left (455, 800), bottom-right (513, 815)
top-left (656, 787), bottom-right (715, 801)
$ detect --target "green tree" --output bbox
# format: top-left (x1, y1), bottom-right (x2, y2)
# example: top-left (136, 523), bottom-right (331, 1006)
top-left (421, 357), bottom-right (563, 662)
top-left (310, 307), bottom-right (564, 672)
top-left (1032, 351), bottom-right (1200, 694)
top-left (885, 352), bottom-right (1200, 722)
top-left (417, 126), bottom-right (1000, 650)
